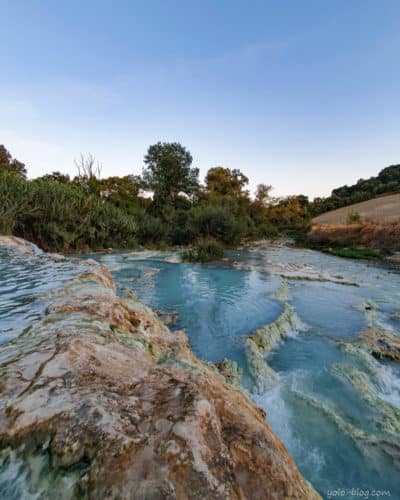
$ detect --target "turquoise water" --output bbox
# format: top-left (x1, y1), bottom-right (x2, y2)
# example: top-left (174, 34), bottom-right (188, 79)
top-left (1, 244), bottom-right (400, 498)
top-left (0, 248), bottom-right (89, 344)
top-left (86, 247), bottom-right (400, 499)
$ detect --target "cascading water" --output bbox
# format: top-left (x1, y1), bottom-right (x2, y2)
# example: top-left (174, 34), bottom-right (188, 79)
top-left (1, 243), bottom-right (400, 498)
top-left (79, 245), bottom-right (400, 498)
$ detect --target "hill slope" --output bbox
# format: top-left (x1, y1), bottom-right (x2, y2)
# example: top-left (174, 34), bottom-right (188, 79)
top-left (312, 193), bottom-right (400, 225)
top-left (310, 164), bottom-right (400, 216)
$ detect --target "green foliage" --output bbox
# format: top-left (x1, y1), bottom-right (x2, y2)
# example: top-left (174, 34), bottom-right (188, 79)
top-left (205, 167), bottom-right (249, 198)
top-left (0, 172), bottom-right (137, 252)
top-left (323, 247), bottom-right (381, 260)
top-left (136, 212), bottom-right (169, 246)
top-left (346, 211), bottom-right (362, 225)
top-left (189, 205), bottom-right (246, 245)
top-left (39, 171), bottom-right (71, 183)
top-left (169, 209), bottom-right (196, 245)
top-left (311, 165), bottom-right (400, 216)
top-left (254, 183), bottom-right (272, 204)
top-left (0, 141), bottom-right (316, 252)
top-left (263, 196), bottom-right (311, 231)
top-left (181, 240), bottom-right (225, 263)
top-left (0, 145), bottom-right (27, 178)
top-left (255, 222), bottom-right (280, 239)
top-left (0, 171), bottom-right (34, 234)
top-left (96, 175), bottom-right (141, 215)
top-left (143, 142), bottom-right (199, 205)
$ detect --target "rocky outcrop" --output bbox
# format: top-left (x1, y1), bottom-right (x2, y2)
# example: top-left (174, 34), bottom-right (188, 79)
top-left (0, 254), bottom-right (320, 499)
top-left (351, 301), bottom-right (400, 362)
top-left (353, 329), bottom-right (400, 362)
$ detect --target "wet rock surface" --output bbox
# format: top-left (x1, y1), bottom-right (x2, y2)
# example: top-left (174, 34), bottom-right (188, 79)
top-left (355, 329), bottom-right (400, 361)
top-left (245, 304), bottom-right (305, 393)
top-left (0, 248), bottom-right (319, 499)
top-left (0, 236), bottom-right (41, 255)
top-left (352, 301), bottom-right (400, 362)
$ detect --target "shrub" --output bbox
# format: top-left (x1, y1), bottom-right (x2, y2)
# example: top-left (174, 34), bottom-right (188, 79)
top-left (308, 222), bottom-right (400, 254)
top-left (0, 172), bottom-right (35, 234)
top-left (324, 247), bottom-right (381, 260)
top-left (136, 212), bottom-right (169, 245)
top-left (169, 210), bottom-right (197, 245)
top-left (347, 211), bottom-right (362, 224)
top-left (0, 173), bottom-right (137, 251)
top-left (256, 222), bottom-right (280, 239)
top-left (181, 240), bottom-right (225, 263)
top-left (190, 205), bottom-right (245, 245)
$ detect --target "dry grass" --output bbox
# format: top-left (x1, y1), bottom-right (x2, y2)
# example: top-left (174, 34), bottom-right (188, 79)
top-left (308, 222), bottom-right (400, 254)
top-left (313, 193), bottom-right (400, 225)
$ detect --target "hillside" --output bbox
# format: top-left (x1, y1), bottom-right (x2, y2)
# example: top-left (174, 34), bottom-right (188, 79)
top-left (310, 164), bottom-right (400, 216)
top-left (312, 193), bottom-right (400, 225)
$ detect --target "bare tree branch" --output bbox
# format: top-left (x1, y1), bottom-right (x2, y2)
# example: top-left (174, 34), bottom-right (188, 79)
top-left (74, 153), bottom-right (102, 180)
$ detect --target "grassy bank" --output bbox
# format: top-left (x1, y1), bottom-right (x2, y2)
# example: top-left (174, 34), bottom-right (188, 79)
top-left (321, 247), bottom-right (382, 260)
top-left (306, 223), bottom-right (400, 260)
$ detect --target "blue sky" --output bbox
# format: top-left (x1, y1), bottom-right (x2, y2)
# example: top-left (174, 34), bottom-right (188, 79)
top-left (1, 0), bottom-right (399, 198)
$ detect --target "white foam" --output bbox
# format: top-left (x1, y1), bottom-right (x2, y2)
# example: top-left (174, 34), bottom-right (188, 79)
top-left (253, 374), bottom-right (326, 475)
top-left (377, 364), bottom-right (400, 409)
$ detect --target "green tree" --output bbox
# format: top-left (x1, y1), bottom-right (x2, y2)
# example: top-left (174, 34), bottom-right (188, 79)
top-left (39, 171), bottom-right (71, 183)
top-left (143, 142), bottom-right (199, 206)
top-left (97, 175), bottom-right (141, 215)
top-left (255, 183), bottom-right (272, 204)
top-left (205, 167), bottom-right (249, 198)
top-left (0, 144), bottom-right (27, 178)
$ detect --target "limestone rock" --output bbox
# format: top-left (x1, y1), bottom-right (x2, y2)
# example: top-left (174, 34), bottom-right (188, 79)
top-left (0, 254), bottom-right (320, 499)
top-left (0, 235), bottom-right (41, 255)
top-left (355, 329), bottom-right (400, 362)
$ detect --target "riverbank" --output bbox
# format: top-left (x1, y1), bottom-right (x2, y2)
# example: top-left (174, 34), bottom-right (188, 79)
top-left (0, 237), bottom-right (319, 499)
top-left (307, 222), bottom-right (400, 260)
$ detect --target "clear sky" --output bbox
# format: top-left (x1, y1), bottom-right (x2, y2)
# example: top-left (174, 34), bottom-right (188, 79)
top-left (1, 0), bottom-right (399, 199)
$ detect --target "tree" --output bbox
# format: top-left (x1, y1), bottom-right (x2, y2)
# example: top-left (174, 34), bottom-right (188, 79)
top-left (0, 144), bottom-right (27, 178)
top-left (74, 153), bottom-right (102, 180)
top-left (378, 164), bottom-right (400, 183)
top-left (143, 142), bottom-right (199, 205)
top-left (73, 153), bottom-right (103, 195)
top-left (205, 167), bottom-right (249, 198)
top-left (97, 175), bottom-right (141, 215)
top-left (255, 183), bottom-right (272, 205)
top-left (0, 145), bottom-right (11, 165)
top-left (39, 171), bottom-right (71, 183)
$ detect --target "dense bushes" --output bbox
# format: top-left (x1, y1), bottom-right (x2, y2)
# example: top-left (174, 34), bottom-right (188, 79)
top-left (189, 205), bottom-right (246, 245)
top-left (0, 172), bottom-right (137, 252)
top-left (137, 212), bottom-right (169, 245)
top-left (308, 222), bottom-right (400, 254)
top-left (0, 142), bottom-right (315, 254)
top-left (0, 172), bottom-right (33, 234)
top-left (181, 240), bottom-right (225, 263)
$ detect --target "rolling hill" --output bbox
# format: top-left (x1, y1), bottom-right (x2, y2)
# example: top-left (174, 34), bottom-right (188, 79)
top-left (312, 193), bottom-right (400, 225)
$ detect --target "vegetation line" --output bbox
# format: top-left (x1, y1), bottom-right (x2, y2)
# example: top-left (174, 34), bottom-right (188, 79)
top-left (0, 143), bottom-right (309, 255)
top-left (1, 143), bottom-right (399, 259)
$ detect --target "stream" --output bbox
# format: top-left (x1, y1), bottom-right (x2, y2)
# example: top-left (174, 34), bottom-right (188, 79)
top-left (1, 243), bottom-right (400, 498)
